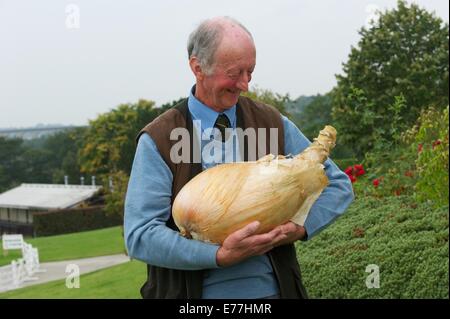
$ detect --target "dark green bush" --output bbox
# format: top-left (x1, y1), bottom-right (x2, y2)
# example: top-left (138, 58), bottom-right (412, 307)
top-left (298, 195), bottom-right (449, 298)
top-left (333, 158), bottom-right (360, 172)
top-left (356, 105), bottom-right (449, 203)
top-left (33, 206), bottom-right (122, 237)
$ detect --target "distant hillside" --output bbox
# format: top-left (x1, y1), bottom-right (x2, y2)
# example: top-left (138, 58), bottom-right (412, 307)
top-left (0, 125), bottom-right (86, 140)
top-left (285, 95), bottom-right (316, 119)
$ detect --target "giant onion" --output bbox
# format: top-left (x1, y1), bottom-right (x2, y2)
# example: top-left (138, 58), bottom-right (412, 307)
top-left (172, 125), bottom-right (337, 244)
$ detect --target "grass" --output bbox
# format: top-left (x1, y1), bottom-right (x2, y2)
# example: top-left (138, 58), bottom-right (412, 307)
top-left (2, 196), bottom-right (448, 299)
top-left (0, 259), bottom-right (146, 299)
top-left (0, 226), bottom-right (125, 267)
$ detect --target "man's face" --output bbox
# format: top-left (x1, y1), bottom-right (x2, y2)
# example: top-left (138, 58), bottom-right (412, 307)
top-left (195, 35), bottom-right (256, 112)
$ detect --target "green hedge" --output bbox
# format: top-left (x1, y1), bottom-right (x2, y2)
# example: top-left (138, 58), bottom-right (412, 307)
top-left (332, 158), bottom-right (360, 171)
top-left (297, 195), bottom-right (449, 298)
top-left (33, 206), bottom-right (122, 237)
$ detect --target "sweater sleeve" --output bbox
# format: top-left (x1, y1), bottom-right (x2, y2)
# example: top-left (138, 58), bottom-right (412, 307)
top-left (282, 116), bottom-right (354, 239)
top-left (124, 133), bottom-right (220, 270)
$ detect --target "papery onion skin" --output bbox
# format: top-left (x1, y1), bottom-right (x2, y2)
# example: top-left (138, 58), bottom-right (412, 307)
top-left (172, 125), bottom-right (337, 244)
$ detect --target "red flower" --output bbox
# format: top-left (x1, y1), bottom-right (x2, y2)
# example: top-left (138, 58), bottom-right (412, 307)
top-left (432, 140), bottom-right (441, 149)
top-left (404, 171), bottom-right (414, 177)
top-left (349, 175), bottom-right (356, 183)
top-left (344, 166), bottom-right (353, 176)
top-left (373, 178), bottom-right (380, 187)
top-left (418, 144), bottom-right (423, 153)
top-left (354, 164), bottom-right (363, 171)
top-left (355, 168), bottom-right (365, 176)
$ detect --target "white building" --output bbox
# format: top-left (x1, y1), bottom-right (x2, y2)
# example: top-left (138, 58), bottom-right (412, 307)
top-left (0, 184), bottom-right (102, 236)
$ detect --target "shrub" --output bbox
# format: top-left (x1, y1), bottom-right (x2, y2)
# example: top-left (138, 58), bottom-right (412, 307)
top-left (349, 95), bottom-right (417, 198)
top-left (298, 195), bottom-right (449, 298)
top-left (409, 106), bottom-right (449, 207)
top-left (33, 206), bottom-right (122, 237)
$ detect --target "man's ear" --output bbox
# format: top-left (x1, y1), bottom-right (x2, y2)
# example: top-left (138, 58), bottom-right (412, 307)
top-left (189, 57), bottom-right (205, 81)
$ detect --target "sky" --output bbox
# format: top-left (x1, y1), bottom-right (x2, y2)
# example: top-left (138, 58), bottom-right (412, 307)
top-left (0, 0), bottom-right (448, 128)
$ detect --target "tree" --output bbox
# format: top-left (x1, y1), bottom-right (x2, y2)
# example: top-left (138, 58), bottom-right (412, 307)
top-left (45, 127), bottom-right (87, 184)
top-left (333, 0), bottom-right (449, 157)
top-left (78, 99), bottom-right (172, 219)
top-left (0, 137), bottom-right (26, 192)
top-left (295, 94), bottom-right (332, 141)
top-left (79, 99), bottom-right (162, 176)
top-left (243, 86), bottom-right (291, 117)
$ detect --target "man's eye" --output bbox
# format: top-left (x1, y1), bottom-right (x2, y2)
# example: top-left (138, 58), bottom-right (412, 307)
top-left (227, 69), bottom-right (253, 80)
top-left (227, 72), bottom-right (239, 79)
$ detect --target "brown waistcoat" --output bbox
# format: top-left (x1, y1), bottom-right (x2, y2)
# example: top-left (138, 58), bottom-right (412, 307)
top-left (136, 96), bottom-right (308, 299)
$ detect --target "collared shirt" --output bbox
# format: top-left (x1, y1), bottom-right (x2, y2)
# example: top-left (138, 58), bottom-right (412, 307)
top-left (188, 88), bottom-right (242, 169)
top-left (187, 88), bottom-right (237, 134)
top-left (124, 90), bottom-right (354, 298)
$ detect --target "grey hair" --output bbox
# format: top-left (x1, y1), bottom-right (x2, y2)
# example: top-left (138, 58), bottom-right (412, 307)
top-left (187, 16), bottom-right (253, 74)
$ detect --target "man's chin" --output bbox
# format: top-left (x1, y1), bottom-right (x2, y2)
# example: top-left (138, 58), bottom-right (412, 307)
top-left (225, 94), bottom-right (240, 106)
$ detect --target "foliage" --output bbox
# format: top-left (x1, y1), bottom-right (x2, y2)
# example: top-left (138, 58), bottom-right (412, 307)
top-left (296, 94), bottom-right (332, 140)
top-left (0, 137), bottom-right (26, 192)
top-left (44, 127), bottom-right (86, 184)
top-left (408, 106), bottom-right (449, 207)
top-left (33, 206), bottom-right (121, 237)
top-left (349, 105), bottom-right (448, 205)
top-left (242, 86), bottom-right (290, 117)
top-left (78, 98), bottom-right (185, 221)
top-left (79, 99), bottom-right (158, 176)
top-left (284, 95), bottom-right (316, 124)
top-left (78, 97), bottom-right (183, 176)
top-left (352, 94), bottom-right (417, 197)
top-left (333, 0), bottom-right (449, 157)
top-left (333, 158), bottom-right (360, 172)
top-left (298, 195), bottom-right (449, 298)
top-left (103, 170), bottom-right (129, 223)
top-left (0, 128), bottom-right (86, 192)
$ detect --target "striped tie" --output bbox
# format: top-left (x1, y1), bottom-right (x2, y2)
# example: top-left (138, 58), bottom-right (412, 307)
top-left (214, 114), bottom-right (231, 142)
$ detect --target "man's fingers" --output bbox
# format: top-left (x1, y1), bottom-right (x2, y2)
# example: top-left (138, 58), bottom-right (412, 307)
top-left (233, 221), bottom-right (261, 241)
top-left (250, 227), bottom-right (282, 246)
top-left (254, 232), bottom-right (288, 255)
top-left (272, 233), bottom-right (289, 247)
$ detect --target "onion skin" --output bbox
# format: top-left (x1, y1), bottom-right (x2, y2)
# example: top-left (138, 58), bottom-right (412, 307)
top-left (172, 125), bottom-right (337, 244)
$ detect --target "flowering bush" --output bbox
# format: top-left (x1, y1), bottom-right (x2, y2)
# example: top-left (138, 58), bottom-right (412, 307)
top-left (350, 105), bottom-right (448, 207)
top-left (408, 106), bottom-right (449, 207)
top-left (350, 138), bottom-right (417, 198)
top-left (344, 164), bottom-right (366, 184)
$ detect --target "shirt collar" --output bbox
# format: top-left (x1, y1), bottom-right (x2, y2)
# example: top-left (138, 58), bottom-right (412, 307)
top-left (187, 85), bottom-right (236, 131)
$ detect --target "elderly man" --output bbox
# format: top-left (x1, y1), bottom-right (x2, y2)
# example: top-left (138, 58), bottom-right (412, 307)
top-left (124, 16), bottom-right (353, 299)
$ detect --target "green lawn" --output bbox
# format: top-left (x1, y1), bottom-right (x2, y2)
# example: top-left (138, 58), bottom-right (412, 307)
top-left (0, 226), bottom-right (125, 267)
top-left (2, 196), bottom-right (447, 299)
top-left (0, 259), bottom-right (146, 299)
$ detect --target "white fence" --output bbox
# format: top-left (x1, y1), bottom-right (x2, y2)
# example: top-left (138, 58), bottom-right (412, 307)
top-left (0, 236), bottom-right (45, 292)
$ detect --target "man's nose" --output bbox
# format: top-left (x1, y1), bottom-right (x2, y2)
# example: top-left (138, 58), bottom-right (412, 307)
top-left (236, 73), bottom-right (249, 92)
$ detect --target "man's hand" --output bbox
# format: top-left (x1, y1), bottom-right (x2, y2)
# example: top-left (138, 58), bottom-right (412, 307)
top-left (215, 221), bottom-right (306, 267)
top-left (270, 221), bottom-right (306, 247)
top-left (216, 221), bottom-right (286, 267)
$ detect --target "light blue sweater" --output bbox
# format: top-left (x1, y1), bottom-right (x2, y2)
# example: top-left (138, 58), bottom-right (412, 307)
top-left (124, 91), bottom-right (354, 298)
